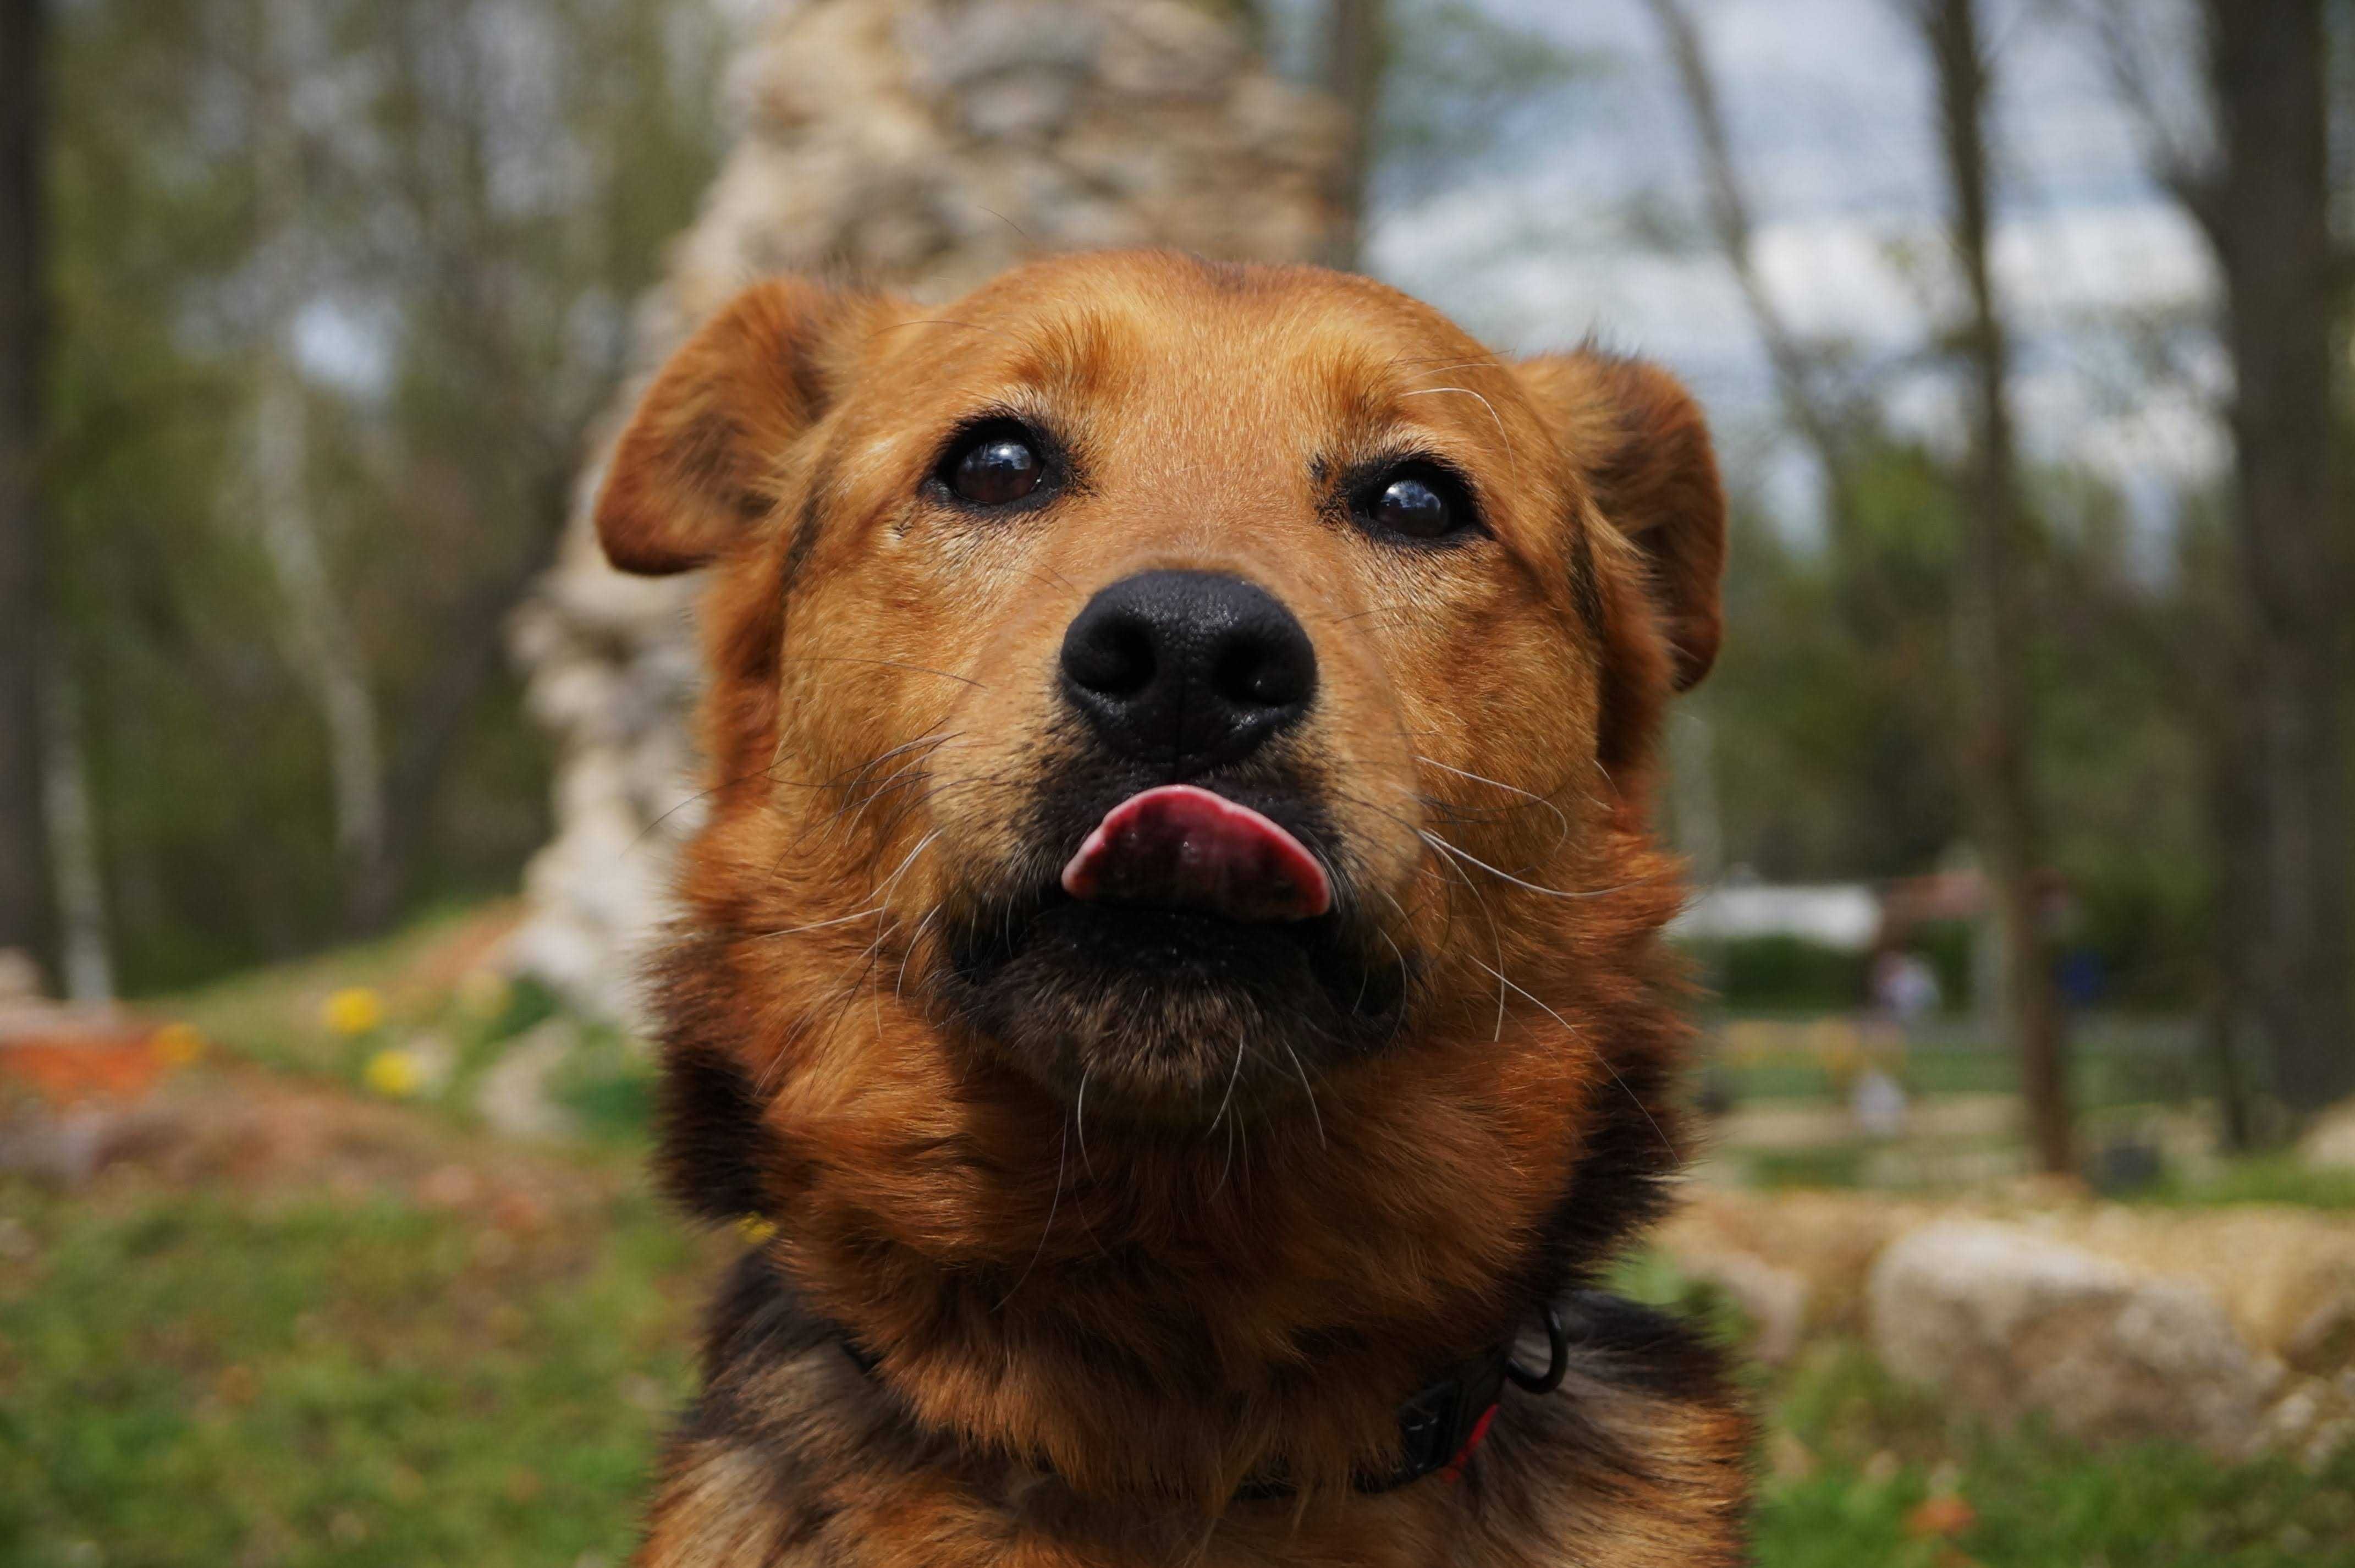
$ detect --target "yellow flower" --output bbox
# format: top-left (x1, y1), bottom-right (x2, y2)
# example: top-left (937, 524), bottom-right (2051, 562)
top-left (735, 1215), bottom-right (778, 1247)
top-left (322, 987), bottom-right (386, 1037)
top-left (150, 1021), bottom-right (207, 1066)
top-left (363, 1048), bottom-right (422, 1099)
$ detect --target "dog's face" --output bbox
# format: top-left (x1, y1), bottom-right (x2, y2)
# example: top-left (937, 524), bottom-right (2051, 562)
top-left (599, 252), bottom-right (1722, 1130)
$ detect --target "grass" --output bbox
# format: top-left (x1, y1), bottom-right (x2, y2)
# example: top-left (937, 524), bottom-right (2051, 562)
top-left (164, 903), bottom-right (519, 1080)
top-left (6, 921), bottom-right (2351, 1565)
top-left (2138, 1154), bottom-right (2355, 1211)
top-left (0, 1178), bottom-right (709, 1568)
top-left (1756, 1341), bottom-right (2355, 1567)
top-left (10, 1157), bottom-right (2355, 1567)
top-left (1608, 1259), bottom-right (2355, 1567)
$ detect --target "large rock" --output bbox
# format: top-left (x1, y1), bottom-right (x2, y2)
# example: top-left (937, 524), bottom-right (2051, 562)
top-left (2301, 1098), bottom-right (2355, 1171)
top-left (1657, 1188), bottom-right (1930, 1340)
top-left (1868, 1220), bottom-right (2279, 1458)
top-left (507, 0), bottom-right (1342, 1022)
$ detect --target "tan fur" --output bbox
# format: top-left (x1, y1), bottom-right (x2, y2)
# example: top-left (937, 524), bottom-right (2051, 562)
top-left (597, 252), bottom-right (1746, 1565)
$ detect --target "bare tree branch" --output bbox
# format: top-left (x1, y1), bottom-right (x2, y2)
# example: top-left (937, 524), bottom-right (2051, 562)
top-left (1641, 0), bottom-right (1867, 540)
top-left (2059, 0), bottom-right (2226, 239)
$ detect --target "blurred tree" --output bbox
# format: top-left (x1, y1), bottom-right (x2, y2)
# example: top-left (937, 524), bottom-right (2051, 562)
top-left (41, 0), bottom-right (728, 988)
top-left (1918, 0), bottom-right (2072, 1174)
top-left (0, 0), bottom-right (53, 977)
top-left (1320, 0), bottom-right (1384, 268)
top-left (1648, 0), bottom-right (1972, 906)
top-left (241, 0), bottom-right (389, 930)
top-left (2200, 0), bottom-right (2353, 1116)
top-left (1702, 455), bottom-right (1966, 883)
top-left (1644, 0), bottom-right (1877, 546)
top-left (2081, 0), bottom-right (2355, 1117)
top-left (1656, 0), bottom-right (2213, 1069)
top-left (1316, 0), bottom-right (1591, 271)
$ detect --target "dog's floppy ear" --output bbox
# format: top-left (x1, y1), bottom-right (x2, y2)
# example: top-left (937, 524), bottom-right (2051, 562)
top-left (596, 278), bottom-right (882, 576)
top-left (1512, 349), bottom-right (1726, 696)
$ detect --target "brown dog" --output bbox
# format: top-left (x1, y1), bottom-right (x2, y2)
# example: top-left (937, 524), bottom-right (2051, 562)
top-left (596, 250), bottom-right (1747, 1566)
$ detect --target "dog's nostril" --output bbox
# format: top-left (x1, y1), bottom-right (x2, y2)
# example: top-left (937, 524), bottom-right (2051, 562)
top-left (1066, 617), bottom-right (1157, 700)
top-left (1213, 633), bottom-right (1311, 710)
top-left (1059, 570), bottom-right (1317, 769)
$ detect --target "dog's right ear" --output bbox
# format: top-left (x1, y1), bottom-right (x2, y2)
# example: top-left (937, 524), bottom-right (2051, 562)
top-left (595, 278), bottom-right (884, 576)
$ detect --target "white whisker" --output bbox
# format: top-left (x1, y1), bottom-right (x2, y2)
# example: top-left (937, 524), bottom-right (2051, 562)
top-left (1415, 754), bottom-right (1573, 845)
top-left (995, 1120), bottom-right (1069, 1310)
top-left (1399, 386), bottom-right (1515, 466)
top-left (1467, 954), bottom-right (1675, 1159)
top-left (1280, 1040), bottom-right (1326, 1151)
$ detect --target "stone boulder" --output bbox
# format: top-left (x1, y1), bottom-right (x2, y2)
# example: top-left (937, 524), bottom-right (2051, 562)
top-left (1868, 1220), bottom-right (2279, 1459)
top-left (2301, 1098), bottom-right (2355, 1172)
top-left (506, 0), bottom-right (1342, 1022)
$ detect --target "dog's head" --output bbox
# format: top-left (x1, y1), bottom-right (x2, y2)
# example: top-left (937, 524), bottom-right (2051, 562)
top-left (602, 252), bottom-right (1719, 1119)
top-left (599, 251), bottom-right (1723, 1499)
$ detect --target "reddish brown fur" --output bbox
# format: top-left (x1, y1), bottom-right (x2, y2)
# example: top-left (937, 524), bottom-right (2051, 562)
top-left (597, 252), bottom-right (1748, 1565)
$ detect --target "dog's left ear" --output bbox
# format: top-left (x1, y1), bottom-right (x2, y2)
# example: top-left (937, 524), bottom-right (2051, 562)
top-left (1511, 349), bottom-right (1726, 695)
top-left (596, 278), bottom-right (889, 576)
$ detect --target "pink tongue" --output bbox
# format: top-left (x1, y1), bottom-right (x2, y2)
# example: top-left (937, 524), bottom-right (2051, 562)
top-left (1060, 785), bottom-right (1331, 923)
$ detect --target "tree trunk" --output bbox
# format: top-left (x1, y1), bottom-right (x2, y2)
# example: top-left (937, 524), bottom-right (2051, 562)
top-left (41, 658), bottom-right (111, 1001)
top-left (250, 343), bottom-right (389, 931)
top-left (2194, 612), bottom-right (2270, 1149)
top-left (2204, 0), bottom-right (2354, 1118)
top-left (1922, 0), bottom-right (2073, 1175)
top-left (348, 457), bottom-right (575, 932)
top-left (247, 0), bottom-right (390, 932)
top-left (0, 0), bottom-right (53, 980)
top-left (1320, 0), bottom-right (1385, 271)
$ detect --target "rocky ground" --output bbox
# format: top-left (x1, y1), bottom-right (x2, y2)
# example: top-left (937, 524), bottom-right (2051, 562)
top-left (1661, 1186), bottom-right (2355, 1466)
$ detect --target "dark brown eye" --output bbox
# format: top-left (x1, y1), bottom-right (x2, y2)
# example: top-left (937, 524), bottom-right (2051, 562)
top-left (1362, 466), bottom-right (1467, 541)
top-left (947, 427), bottom-right (1044, 506)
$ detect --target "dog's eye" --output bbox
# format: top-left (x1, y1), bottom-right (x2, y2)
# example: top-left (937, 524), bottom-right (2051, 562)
top-left (1359, 465), bottom-right (1471, 542)
top-left (945, 425), bottom-right (1044, 506)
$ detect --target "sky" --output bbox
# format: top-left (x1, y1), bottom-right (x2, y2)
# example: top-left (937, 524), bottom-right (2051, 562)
top-left (1337, 0), bottom-right (2224, 553)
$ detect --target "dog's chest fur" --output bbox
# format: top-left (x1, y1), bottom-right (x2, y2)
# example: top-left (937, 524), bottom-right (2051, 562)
top-left (634, 1258), bottom-right (1749, 1568)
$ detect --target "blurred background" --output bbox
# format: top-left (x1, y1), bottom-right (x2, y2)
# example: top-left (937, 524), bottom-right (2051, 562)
top-left (2, 0), bottom-right (2353, 1563)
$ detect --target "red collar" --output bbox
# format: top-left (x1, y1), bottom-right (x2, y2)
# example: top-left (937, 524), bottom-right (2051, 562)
top-left (1331, 1299), bottom-right (1568, 1496)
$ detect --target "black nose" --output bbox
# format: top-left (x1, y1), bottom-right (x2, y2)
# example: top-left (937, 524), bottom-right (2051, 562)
top-left (1059, 570), bottom-right (1317, 771)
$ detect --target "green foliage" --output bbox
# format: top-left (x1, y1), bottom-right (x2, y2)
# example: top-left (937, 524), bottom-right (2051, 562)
top-left (44, 0), bottom-right (731, 992)
top-left (1697, 446), bottom-right (1967, 883)
top-left (547, 1021), bottom-right (662, 1147)
top-left (1696, 433), bottom-right (2215, 1009)
top-left (1687, 935), bottom-right (1873, 1011)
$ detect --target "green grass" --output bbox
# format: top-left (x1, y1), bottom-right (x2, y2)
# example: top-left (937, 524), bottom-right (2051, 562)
top-left (1756, 1342), bottom-right (2355, 1567)
top-left (1713, 1042), bottom-right (2211, 1110)
top-left (1606, 1255), bottom-right (2355, 1566)
top-left (0, 1180), bottom-right (707, 1568)
top-left (9, 1176), bottom-right (2355, 1566)
top-left (2136, 1154), bottom-right (2355, 1211)
top-left (164, 903), bottom-right (513, 1080)
top-left (9, 920), bottom-right (2348, 1566)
